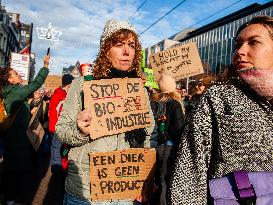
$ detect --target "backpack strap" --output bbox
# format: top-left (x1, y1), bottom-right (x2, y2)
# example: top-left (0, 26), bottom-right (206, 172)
top-left (81, 75), bottom-right (94, 110)
top-left (157, 101), bottom-right (167, 119)
top-left (234, 171), bottom-right (256, 201)
top-left (160, 101), bottom-right (168, 129)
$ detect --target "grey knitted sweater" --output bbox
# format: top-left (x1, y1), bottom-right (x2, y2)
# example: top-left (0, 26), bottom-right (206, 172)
top-left (56, 77), bottom-right (155, 202)
top-left (170, 79), bottom-right (273, 205)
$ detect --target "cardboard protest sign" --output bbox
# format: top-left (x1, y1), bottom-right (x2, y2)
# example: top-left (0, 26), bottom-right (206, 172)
top-left (143, 68), bottom-right (159, 89)
top-left (26, 104), bottom-right (44, 151)
top-left (83, 78), bottom-right (152, 139)
top-left (149, 42), bottom-right (204, 81)
top-left (89, 148), bottom-right (156, 201)
top-left (44, 75), bottom-right (62, 91)
top-left (10, 52), bottom-right (30, 81)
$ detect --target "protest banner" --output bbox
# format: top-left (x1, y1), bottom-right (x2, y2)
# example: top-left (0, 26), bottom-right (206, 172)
top-left (149, 42), bottom-right (204, 81)
top-left (10, 52), bottom-right (30, 81)
top-left (26, 104), bottom-right (44, 151)
top-left (44, 75), bottom-right (62, 91)
top-left (83, 78), bottom-right (152, 139)
top-left (141, 49), bottom-right (146, 68)
top-left (89, 148), bottom-right (156, 201)
top-left (143, 68), bottom-right (159, 89)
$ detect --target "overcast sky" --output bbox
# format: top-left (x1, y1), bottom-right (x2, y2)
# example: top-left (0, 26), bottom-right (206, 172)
top-left (5, 0), bottom-right (271, 75)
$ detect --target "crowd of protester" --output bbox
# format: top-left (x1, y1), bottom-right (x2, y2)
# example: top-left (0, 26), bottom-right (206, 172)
top-left (0, 15), bottom-right (272, 205)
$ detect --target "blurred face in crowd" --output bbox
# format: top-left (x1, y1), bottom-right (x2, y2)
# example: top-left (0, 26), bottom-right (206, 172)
top-left (181, 88), bottom-right (187, 98)
top-left (233, 24), bottom-right (273, 71)
top-left (33, 90), bottom-right (43, 100)
top-left (8, 69), bottom-right (23, 84)
top-left (195, 81), bottom-right (205, 95)
top-left (107, 34), bottom-right (136, 71)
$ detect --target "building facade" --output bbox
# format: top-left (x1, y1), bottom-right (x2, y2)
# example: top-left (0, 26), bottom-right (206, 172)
top-left (6, 13), bottom-right (21, 59)
top-left (144, 29), bottom-right (194, 67)
top-left (0, 4), bottom-right (35, 81)
top-left (0, 9), bottom-right (10, 66)
top-left (145, 2), bottom-right (273, 76)
top-left (177, 2), bottom-right (273, 75)
top-left (63, 61), bottom-right (81, 78)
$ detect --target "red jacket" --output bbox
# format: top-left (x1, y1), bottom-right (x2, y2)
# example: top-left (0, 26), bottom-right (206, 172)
top-left (48, 87), bottom-right (67, 133)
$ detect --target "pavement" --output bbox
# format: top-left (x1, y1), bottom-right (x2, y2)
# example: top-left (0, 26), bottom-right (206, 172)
top-left (0, 154), bottom-right (64, 205)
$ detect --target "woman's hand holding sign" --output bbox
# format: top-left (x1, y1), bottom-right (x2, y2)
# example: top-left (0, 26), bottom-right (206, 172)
top-left (77, 108), bottom-right (92, 137)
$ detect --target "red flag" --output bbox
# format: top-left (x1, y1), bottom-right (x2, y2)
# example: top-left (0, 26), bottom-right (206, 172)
top-left (19, 45), bottom-right (30, 55)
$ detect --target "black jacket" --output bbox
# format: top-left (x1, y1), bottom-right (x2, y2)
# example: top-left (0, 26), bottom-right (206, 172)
top-left (151, 100), bottom-right (185, 147)
top-left (165, 100), bottom-right (185, 146)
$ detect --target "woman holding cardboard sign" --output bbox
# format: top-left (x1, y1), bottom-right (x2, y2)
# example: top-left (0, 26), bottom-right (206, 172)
top-left (56, 20), bottom-right (154, 205)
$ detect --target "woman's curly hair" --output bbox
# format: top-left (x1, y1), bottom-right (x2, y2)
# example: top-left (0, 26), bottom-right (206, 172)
top-left (93, 29), bottom-right (142, 79)
top-left (0, 67), bottom-right (12, 93)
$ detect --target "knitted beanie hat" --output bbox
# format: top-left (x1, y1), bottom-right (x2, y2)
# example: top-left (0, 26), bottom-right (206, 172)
top-left (158, 74), bottom-right (176, 93)
top-left (100, 20), bottom-right (137, 48)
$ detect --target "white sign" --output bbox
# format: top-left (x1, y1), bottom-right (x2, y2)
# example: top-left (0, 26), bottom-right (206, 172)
top-left (10, 52), bottom-right (30, 81)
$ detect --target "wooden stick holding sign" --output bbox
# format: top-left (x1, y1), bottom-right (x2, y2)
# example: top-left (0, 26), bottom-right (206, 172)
top-left (89, 148), bottom-right (156, 201)
top-left (149, 42), bottom-right (204, 81)
top-left (83, 78), bottom-right (152, 139)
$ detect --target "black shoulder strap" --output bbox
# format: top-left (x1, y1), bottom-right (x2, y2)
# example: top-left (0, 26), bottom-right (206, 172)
top-left (82, 75), bottom-right (94, 110)
top-left (156, 101), bottom-right (167, 118)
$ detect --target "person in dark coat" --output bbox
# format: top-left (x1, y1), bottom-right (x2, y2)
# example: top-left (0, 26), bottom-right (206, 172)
top-left (150, 74), bottom-right (185, 205)
top-left (0, 55), bottom-right (49, 205)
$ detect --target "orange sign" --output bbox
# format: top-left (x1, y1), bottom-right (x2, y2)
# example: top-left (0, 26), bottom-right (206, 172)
top-left (89, 148), bottom-right (156, 201)
top-left (149, 42), bottom-right (204, 81)
top-left (83, 78), bottom-right (152, 139)
top-left (44, 75), bottom-right (62, 91)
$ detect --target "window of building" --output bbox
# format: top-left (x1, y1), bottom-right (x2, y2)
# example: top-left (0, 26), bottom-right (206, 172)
top-left (227, 38), bottom-right (232, 56)
top-left (159, 43), bottom-right (164, 51)
top-left (224, 24), bottom-right (227, 39)
top-left (151, 46), bottom-right (155, 54)
top-left (3, 37), bottom-right (6, 51)
top-left (213, 42), bottom-right (217, 57)
top-left (268, 8), bottom-right (272, 16)
top-left (201, 34), bottom-right (205, 47)
top-left (0, 33), bottom-right (3, 50)
top-left (204, 45), bottom-right (208, 60)
top-left (217, 27), bottom-right (221, 42)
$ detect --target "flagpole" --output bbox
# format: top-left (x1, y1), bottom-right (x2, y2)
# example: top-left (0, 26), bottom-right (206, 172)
top-left (29, 23), bottom-right (33, 54)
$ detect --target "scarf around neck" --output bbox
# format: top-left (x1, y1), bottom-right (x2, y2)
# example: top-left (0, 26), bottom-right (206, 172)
top-left (107, 68), bottom-right (138, 79)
